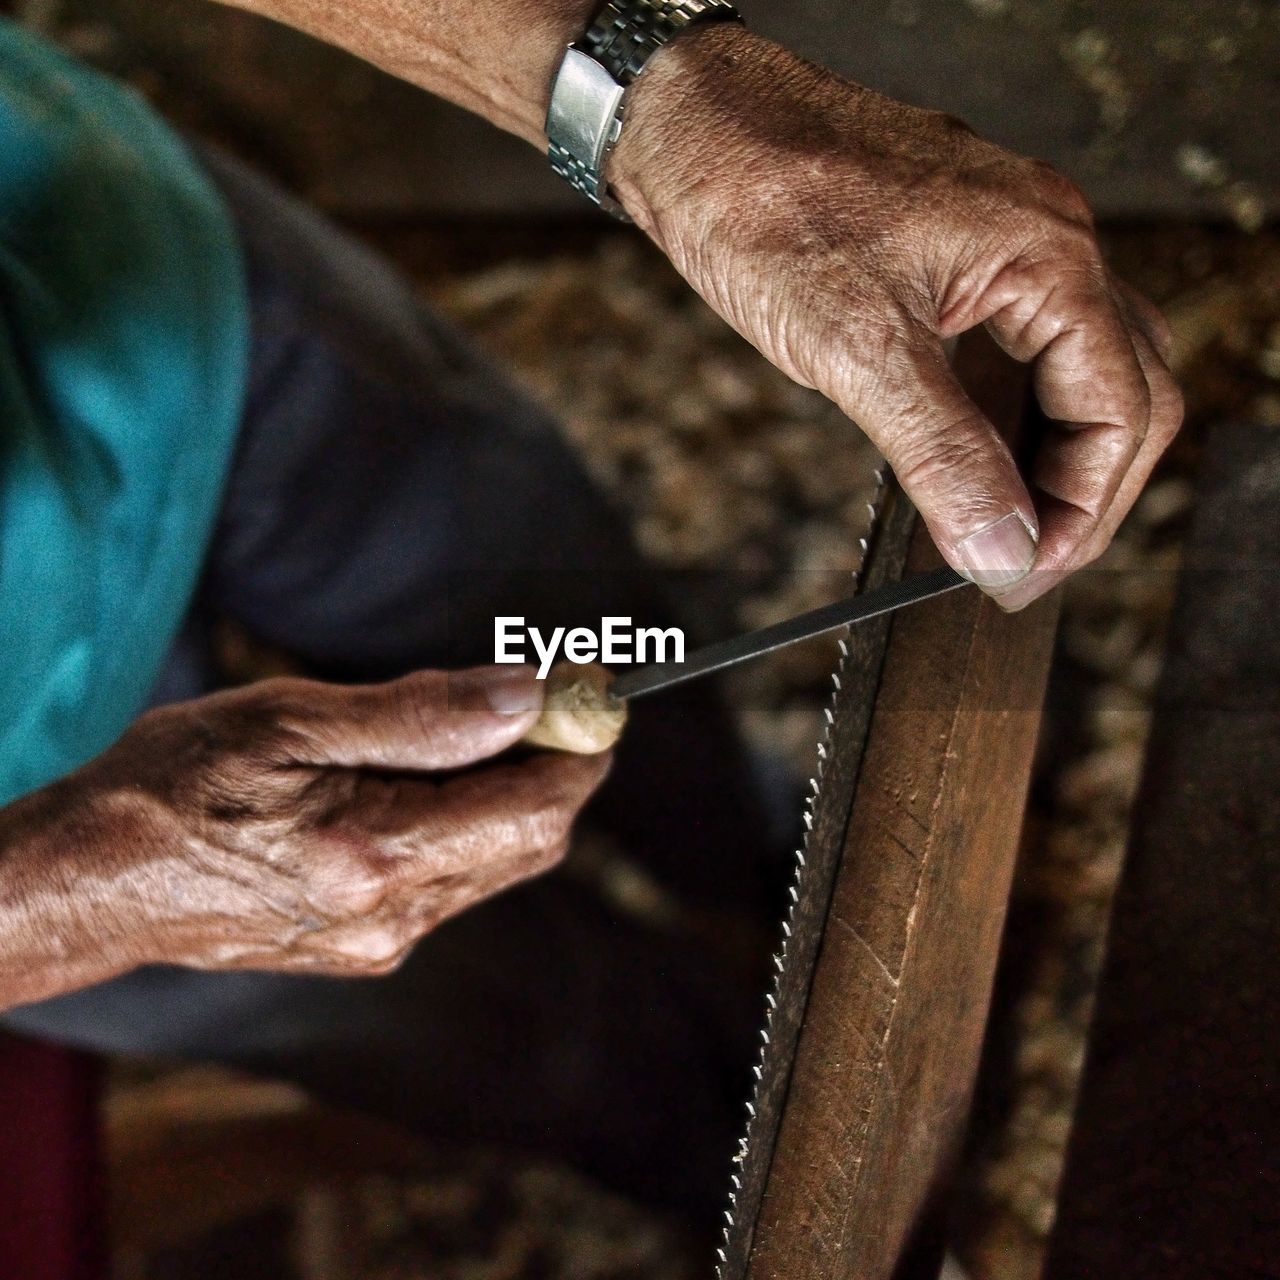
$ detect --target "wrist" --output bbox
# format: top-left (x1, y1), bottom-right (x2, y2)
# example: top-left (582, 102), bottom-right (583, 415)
top-left (0, 776), bottom-right (161, 1008)
top-left (606, 22), bottom-right (779, 238)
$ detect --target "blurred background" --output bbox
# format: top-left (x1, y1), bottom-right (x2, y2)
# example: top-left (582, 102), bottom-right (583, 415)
top-left (5, 1), bottom-right (1277, 1277)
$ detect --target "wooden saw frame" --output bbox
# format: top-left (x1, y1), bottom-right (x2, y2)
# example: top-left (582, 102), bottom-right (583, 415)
top-left (719, 330), bottom-right (1061, 1280)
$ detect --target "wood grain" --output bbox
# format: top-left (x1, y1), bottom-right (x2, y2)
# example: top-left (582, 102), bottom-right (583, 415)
top-left (718, 476), bottom-right (919, 1280)
top-left (741, 334), bottom-right (1060, 1280)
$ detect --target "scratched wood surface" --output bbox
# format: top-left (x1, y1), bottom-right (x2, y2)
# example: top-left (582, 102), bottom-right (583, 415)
top-left (717, 472), bottom-right (918, 1280)
top-left (739, 334), bottom-right (1061, 1280)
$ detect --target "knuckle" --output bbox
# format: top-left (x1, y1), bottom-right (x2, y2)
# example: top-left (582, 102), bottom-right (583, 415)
top-left (1052, 222), bottom-right (1103, 272)
top-left (340, 922), bottom-right (411, 974)
top-left (117, 703), bottom-right (191, 764)
top-left (363, 946), bottom-right (411, 977)
top-left (1096, 423), bottom-right (1143, 479)
top-left (119, 695), bottom-right (284, 801)
top-left (538, 838), bottom-right (572, 874)
top-left (893, 424), bottom-right (999, 503)
top-left (317, 862), bottom-right (390, 917)
top-left (247, 675), bottom-right (315, 708)
top-left (241, 677), bottom-right (318, 732)
top-left (394, 671), bottom-right (450, 736)
top-left (1146, 308), bottom-right (1176, 355)
top-left (1031, 160), bottom-right (1095, 225)
top-left (518, 796), bottom-right (576, 853)
top-left (1072, 535), bottom-right (1111, 573)
top-left (929, 107), bottom-right (978, 143)
top-left (501, 836), bottom-right (570, 889)
top-left (224, 678), bottom-right (319, 763)
top-left (1151, 379), bottom-right (1185, 444)
top-left (128, 702), bottom-right (174, 737)
top-left (1121, 374), bottom-right (1153, 432)
top-left (1161, 397), bottom-right (1185, 444)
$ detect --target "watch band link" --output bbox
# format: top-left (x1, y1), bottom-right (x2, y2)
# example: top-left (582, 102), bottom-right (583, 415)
top-left (583, 0), bottom-right (742, 86)
top-left (546, 0), bottom-right (743, 216)
top-left (548, 141), bottom-right (612, 207)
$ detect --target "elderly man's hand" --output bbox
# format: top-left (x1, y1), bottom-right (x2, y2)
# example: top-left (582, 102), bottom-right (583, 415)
top-left (611, 25), bottom-right (1183, 609)
top-left (2, 667), bottom-right (607, 1001)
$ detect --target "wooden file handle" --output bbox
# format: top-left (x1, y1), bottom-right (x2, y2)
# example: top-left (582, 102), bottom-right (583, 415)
top-left (520, 663), bottom-right (627, 754)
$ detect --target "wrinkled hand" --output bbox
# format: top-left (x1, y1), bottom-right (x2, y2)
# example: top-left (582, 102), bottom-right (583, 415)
top-left (611, 26), bottom-right (1183, 609)
top-left (46, 666), bottom-right (608, 979)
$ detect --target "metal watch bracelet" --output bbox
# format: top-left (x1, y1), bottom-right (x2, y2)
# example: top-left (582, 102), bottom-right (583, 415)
top-left (546, 0), bottom-right (743, 218)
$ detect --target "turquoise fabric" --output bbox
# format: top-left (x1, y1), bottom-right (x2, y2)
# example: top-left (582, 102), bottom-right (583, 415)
top-left (0, 22), bottom-right (248, 805)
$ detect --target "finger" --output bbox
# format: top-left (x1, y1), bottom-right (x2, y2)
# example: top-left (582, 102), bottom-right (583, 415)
top-left (995, 320), bottom-right (1182, 611)
top-left (980, 260), bottom-right (1151, 593)
top-left (271, 755), bottom-right (607, 973)
top-left (277, 665), bottom-right (546, 771)
top-left (840, 331), bottom-right (1041, 596)
top-left (270, 845), bottom-right (573, 976)
top-left (295, 920), bottom-right (413, 975)
top-left (1088, 288), bottom-right (1183, 559)
top-left (415, 835), bottom-right (575, 931)
top-left (348, 750), bottom-right (612, 877)
top-left (294, 832), bottom-right (576, 976)
top-left (1112, 277), bottom-right (1175, 364)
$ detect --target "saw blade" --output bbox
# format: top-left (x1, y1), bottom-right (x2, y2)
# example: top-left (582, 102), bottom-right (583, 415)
top-left (714, 464), bottom-right (919, 1280)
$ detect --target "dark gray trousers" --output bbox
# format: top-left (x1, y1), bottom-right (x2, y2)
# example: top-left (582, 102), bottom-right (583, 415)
top-left (3, 149), bottom-right (789, 1218)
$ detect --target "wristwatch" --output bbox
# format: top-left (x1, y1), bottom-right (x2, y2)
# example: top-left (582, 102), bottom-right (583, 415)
top-left (546, 0), bottom-right (743, 218)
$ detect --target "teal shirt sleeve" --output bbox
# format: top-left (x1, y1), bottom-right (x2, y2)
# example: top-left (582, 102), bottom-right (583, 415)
top-left (0, 22), bottom-right (248, 806)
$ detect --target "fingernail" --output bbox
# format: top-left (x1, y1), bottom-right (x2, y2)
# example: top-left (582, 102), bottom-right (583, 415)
top-left (478, 667), bottom-right (541, 717)
top-left (956, 512), bottom-right (1038, 590)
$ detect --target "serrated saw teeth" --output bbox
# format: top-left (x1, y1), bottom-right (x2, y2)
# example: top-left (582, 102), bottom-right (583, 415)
top-left (713, 464), bottom-right (890, 1279)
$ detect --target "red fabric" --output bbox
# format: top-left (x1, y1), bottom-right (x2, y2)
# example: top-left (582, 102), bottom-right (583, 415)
top-left (0, 1033), bottom-right (104, 1280)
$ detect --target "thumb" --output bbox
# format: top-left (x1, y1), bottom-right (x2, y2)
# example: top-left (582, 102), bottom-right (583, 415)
top-left (850, 335), bottom-right (1039, 595)
top-left (289, 665), bottom-right (545, 771)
